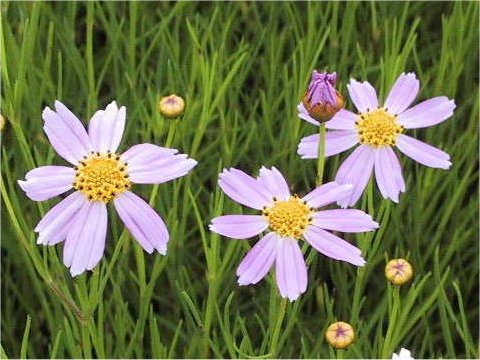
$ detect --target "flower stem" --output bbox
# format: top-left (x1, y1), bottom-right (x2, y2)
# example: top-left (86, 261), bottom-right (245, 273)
top-left (269, 298), bottom-right (287, 357)
top-left (351, 180), bottom-right (375, 323)
top-left (316, 123), bottom-right (326, 186)
top-left (381, 286), bottom-right (401, 358)
top-left (165, 118), bottom-right (177, 148)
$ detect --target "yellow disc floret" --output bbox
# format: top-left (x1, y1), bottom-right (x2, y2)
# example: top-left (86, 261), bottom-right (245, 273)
top-left (356, 108), bottom-right (404, 147)
top-left (262, 195), bottom-right (313, 238)
top-left (73, 151), bottom-right (131, 203)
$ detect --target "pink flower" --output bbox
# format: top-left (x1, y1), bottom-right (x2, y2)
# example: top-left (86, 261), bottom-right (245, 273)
top-left (297, 72), bottom-right (455, 207)
top-left (18, 100), bottom-right (197, 276)
top-left (209, 167), bottom-right (378, 301)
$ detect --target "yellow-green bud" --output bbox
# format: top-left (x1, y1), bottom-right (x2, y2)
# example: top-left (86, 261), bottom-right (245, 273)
top-left (325, 321), bottom-right (355, 349)
top-left (158, 94), bottom-right (185, 118)
top-left (385, 258), bottom-right (413, 285)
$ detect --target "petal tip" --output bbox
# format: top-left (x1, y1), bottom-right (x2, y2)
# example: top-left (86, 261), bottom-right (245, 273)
top-left (53, 100), bottom-right (65, 110)
top-left (358, 259), bottom-right (367, 266)
top-left (237, 278), bottom-right (248, 286)
top-left (108, 100), bottom-right (118, 109)
top-left (42, 107), bottom-right (54, 119)
top-left (17, 179), bottom-right (26, 190)
top-left (70, 268), bottom-right (84, 277)
top-left (156, 247), bottom-right (167, 256)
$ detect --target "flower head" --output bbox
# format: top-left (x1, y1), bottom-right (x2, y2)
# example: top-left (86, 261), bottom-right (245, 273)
top-left (385, 258), bottom-right (413, 285)
top-left (300, 70), bottom-right (344, 123)
top-left (18, 100), bottom-right (197, 276)
top-left (209, 166), bottom-right (378, 301)
top-left (159, 94), bottom-right (185, 118)
top-left (325, 321), bottom-right (355, 349)
top-left (297, 72), bottom-right (455, 207)
top-left (392, 348), bottom-right (414, 359)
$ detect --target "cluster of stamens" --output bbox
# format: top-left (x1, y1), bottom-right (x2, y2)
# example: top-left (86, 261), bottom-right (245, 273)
top-left (262, 195), bottom-right (313, 238)
top-left (73, 151), bottom-right (131, 203)
top-left (355, 107), bottom-right (404, 147)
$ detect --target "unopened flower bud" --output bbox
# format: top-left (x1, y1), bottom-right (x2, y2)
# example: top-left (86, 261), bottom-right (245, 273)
top-left (325, 321), bottom-right (355, 349)
top-left (385, 258), bottom-right (413, 285)
top-left (302, 70), bottom-right (344, 122)
top-left (158, 94), bottom-right (185, 118)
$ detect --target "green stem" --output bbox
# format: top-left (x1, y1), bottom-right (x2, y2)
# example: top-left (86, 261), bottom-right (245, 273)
top-left (316, 123), bottom-right (326, 186)
top-left (269, 298), bottom-right (287, 358)
top-left (350, 180), bottom-right (375, 323)
top-left (201, 281), bottom-right (217, 358)
top-left (85, 2), bottom-right (96, 117)
top-left (164, 119), bottom-right (177, 147)
top-left (381, 286), bottom-right (400, 358)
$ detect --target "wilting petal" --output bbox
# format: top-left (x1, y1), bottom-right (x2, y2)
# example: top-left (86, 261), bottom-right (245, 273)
top-left (384, 73), bottom-right (420, 115)
top-left (257, 166), bottom-right (291, 201)
top-left (121, 144), bottom-right (197, 184)
top-left (237, 232), bottom-right (278, 285)
top-left (298, 102), bottom-right (320, 126)
top-left (275, 237), bottom-right (308, 301)
top-left (325, 109), bottom-right (357, 130)
top-left (397, 96), bottom-right (456, 129)
top-left (18, 166), bottom-right (74, 201)
top-left (302, 181), bottom-right (353, 208)
top-left (63, 200), bottom-right (108, 276)
top-left (396, 134), bottom-right (451, 169)
top-left (88, 101), bottom-right (126, 153)
top-left (312, 209), bottom-right (379, 232)
top-left (374, 146), bottom-right (406, 202)
top-left (347, 79), bottom-right (379, 113)
top-left (303, 226), bottom-right (365, 266)
top-left (297, 131), bottom-right (358, 159)
top-left (35, 191), bottom-right (87, 245)
top-left (335, 145), bottom-right (375, 208)
top-left (114, 191), bottom-right (169, 254)
top-left (42, 102), bottom-right (92, 164)
top-left (209, 215), bottom-right (268, 239)
top-left (218, 168), bottom-right (272, 210)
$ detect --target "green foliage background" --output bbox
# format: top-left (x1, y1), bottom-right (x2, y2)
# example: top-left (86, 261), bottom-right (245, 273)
top-left (1, 1), bottom-right (478, 358)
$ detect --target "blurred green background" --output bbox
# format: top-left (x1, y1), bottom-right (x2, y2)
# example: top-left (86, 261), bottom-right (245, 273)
top-left (1, 2), bottom-right (478, 358)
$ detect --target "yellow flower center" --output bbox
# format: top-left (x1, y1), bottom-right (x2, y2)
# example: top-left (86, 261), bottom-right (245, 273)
top-left (262, 195), bottom-right (313, 238)
top-left (356, 108), bottom-right (404, 147)
top-left (73, 152), bottom-right (131, 203)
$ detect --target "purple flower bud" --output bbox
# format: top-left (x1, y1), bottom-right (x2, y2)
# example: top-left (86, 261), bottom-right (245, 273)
top-left (302, 70), bottom-right (344, 122)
